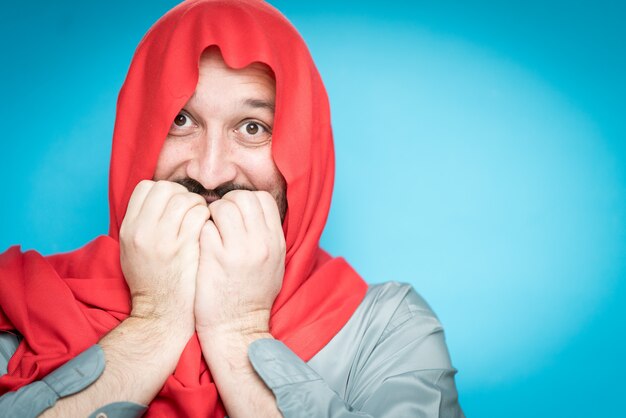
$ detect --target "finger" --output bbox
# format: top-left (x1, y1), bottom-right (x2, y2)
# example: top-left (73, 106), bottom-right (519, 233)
top-left (200, 220), bottom-right (223, 258)
top-left (256, 191), bottom-right (283, 235)
top-left (123, 180), bottom-right (155, 222)
top-left (221, 190), bottom-right (267, 234)
top-left (137, 180), bottom-right (190, 226)
top-left (161, 192), bottom-right (207, 238)
top-left (208, 199), bottom-right (246, 248)
top-left (255, 191), bottom-right (285, 256)
top-left (178, 203), bottom-right (211, 242)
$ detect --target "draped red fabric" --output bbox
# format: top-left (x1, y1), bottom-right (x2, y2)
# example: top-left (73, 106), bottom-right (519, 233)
top-left (0, 0), bottom-right (368, 416)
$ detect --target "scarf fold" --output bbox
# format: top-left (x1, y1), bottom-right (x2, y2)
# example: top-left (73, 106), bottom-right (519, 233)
top-left (0, 1), bottom-right (367, 416)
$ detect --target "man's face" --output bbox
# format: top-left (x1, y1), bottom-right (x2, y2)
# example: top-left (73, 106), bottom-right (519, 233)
top-left (154, 48), bottom-right (287, 220)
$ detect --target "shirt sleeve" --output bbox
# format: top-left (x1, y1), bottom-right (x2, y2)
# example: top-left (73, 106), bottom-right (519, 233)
top-left (249, 339), bottom-right (361, 417)
top-left (0, 336), bottom-right (147, 418)
top-left (250, 338), bottom-right (462, 418)
top-left (248, 284), bottom-right (464, 417)
top-left (0, 332), bottom-right (20, 376)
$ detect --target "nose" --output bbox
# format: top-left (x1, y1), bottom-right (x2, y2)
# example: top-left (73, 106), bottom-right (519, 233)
top-left (185, 128), bottom-right (238, 190)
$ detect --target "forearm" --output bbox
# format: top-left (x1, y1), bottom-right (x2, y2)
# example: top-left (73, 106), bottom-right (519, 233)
top-left (200, 330), bottom-right (282, 418)
top-left (194, 191), bottom-right (287, 417)
top-left (40, 315), bottom-right (190, 417)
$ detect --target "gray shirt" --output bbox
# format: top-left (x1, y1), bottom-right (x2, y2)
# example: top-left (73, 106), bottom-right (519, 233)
top-left (0, 282), bottom-right (464, 417)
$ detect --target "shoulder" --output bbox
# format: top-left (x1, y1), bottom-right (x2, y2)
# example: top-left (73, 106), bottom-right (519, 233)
top-left (310, 280), bottom-right (452, 372)
top-left (359, 281), bottom-right (443, 342)
top-left (309, 281), bottom-right (459, 410)
top-left (364, 281), bottom-right (438, 315)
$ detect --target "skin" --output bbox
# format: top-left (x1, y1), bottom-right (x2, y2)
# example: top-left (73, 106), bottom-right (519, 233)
top-left (41, 49), bottom-right (285, 417)
top-left (157, 48), bottom-right (286, 416)
top-left (153, 46), bottom-right (287, 219)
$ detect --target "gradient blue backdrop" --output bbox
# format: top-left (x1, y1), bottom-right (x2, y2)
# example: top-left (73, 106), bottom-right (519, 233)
top-left (1, 1), bottom-right (624, 416)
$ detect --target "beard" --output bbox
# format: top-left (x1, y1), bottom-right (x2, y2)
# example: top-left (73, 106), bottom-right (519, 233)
top-left (173, 177), bottom-right (287, 223)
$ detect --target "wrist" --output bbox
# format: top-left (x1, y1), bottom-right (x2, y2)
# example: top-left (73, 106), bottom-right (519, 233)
top-left (197, 311), bottom-right (272, 369)
top-left (196, 308), bottom-right (271, 338)
top-left (131, 293), bottom-right (192, 319)
top-left (130, 297), bottom-right (195, 340)
top-left (200, 330), bottom-right (274, 372)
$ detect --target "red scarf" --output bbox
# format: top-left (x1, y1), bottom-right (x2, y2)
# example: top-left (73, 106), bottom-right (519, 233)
top-left (0, 0), bottom-right (367, 416)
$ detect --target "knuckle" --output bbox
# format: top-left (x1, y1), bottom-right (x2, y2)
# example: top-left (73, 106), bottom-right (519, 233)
top-left (207, 200), bottom-right (221, 214)
top-left (186, 191), bottom-right (206, 204)
top-left (209, 199), bottom-right (233, 214)
top-left (188, 206), bottom-right (209, 223)
top-left (155, 179), bottom-right (182, 194)
top-left (136, 179), bottom-right (154, 190)
top-left (192, 204), bottom-right (210, 216)
top-left (120, 224), bottom-right (140, 245)
top-left (130, 233), bottom-right (145, 250)
top-left (153, 180), bottom-right (170, 191)
top-left (257, 244), bottom-right (271, 261)
top-left (257, 191), bottom-right (277, 209)
top-left (248, 241), bottom-right (270, 262)
top-left (168, 193), bottom-right (188, 211)
top-left (256, 190), bottom-right (273, 202)
top-left (171, 193), bottom-right (203, 214)
top-left (221, 191), bottom-right (240, 205)
top-left (200, 221), bottom-right (215, 239)
top-left (131, 180), bottom-right (153, 197)
top-left (226, 189), bottom-right (254, 205)
top-left (119, 224), bottom-right (129, 240)
top-left (226, 189), bottom-right (243, 197)
top-left (256, 190), bottom-right (272, 199)
top-left (170, 181), bottom-right (188, 193)
top-left (227, 189), bottom-right (246, 197)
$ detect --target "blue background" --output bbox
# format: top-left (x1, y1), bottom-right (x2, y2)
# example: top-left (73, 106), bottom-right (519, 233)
top-left (1, 1), bottom-right (624, 416)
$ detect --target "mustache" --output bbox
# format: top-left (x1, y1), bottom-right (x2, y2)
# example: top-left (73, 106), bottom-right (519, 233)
top-left (174, 178), bottom-right (255, 201)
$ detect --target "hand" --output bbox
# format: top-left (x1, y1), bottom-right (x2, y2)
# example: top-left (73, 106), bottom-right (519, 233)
top-left (119, 180), bottom-right (209, 335)
top-left (194, 190), bottom-right (286, 338)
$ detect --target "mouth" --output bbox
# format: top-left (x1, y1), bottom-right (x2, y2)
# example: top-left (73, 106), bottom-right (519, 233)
top-left (199, 192), bottom-right (221, 205)
top-left (171, 177), bottom-right (256, 206)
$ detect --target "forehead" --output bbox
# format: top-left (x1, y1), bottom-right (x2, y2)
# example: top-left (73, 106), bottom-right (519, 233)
top-left (188, 49), bottom-right (276, 117)
top-left (197, 47), bottom-right (275, 94)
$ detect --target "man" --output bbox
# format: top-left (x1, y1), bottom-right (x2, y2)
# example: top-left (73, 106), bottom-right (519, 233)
top-left (0, 0), bottom-right (463, 416)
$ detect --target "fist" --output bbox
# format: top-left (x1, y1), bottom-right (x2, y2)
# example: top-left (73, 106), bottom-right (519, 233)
top-left (194, 190), bottom-right (286, 336)
top-left (119, 180), bottom-right (209, 330)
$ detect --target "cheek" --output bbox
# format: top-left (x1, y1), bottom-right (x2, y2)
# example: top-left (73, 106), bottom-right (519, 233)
top-left (153, 140), bottom-right (190, 180)
top-left (239, 149), bottom-right (284, 190)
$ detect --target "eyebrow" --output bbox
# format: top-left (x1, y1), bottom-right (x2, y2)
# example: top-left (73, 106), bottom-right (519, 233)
top-left (243, 98), bottom-right (275, 112)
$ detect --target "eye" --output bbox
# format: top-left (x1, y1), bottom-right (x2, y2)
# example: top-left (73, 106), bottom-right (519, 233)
top-left (174, 114), bottom-right (189, 127)
top-left (245, 122), bottom-right (261, 135)
top-left (235, 120), bottom-right (272, 144)
top-left (168, 111), bottom-right (196, 136)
